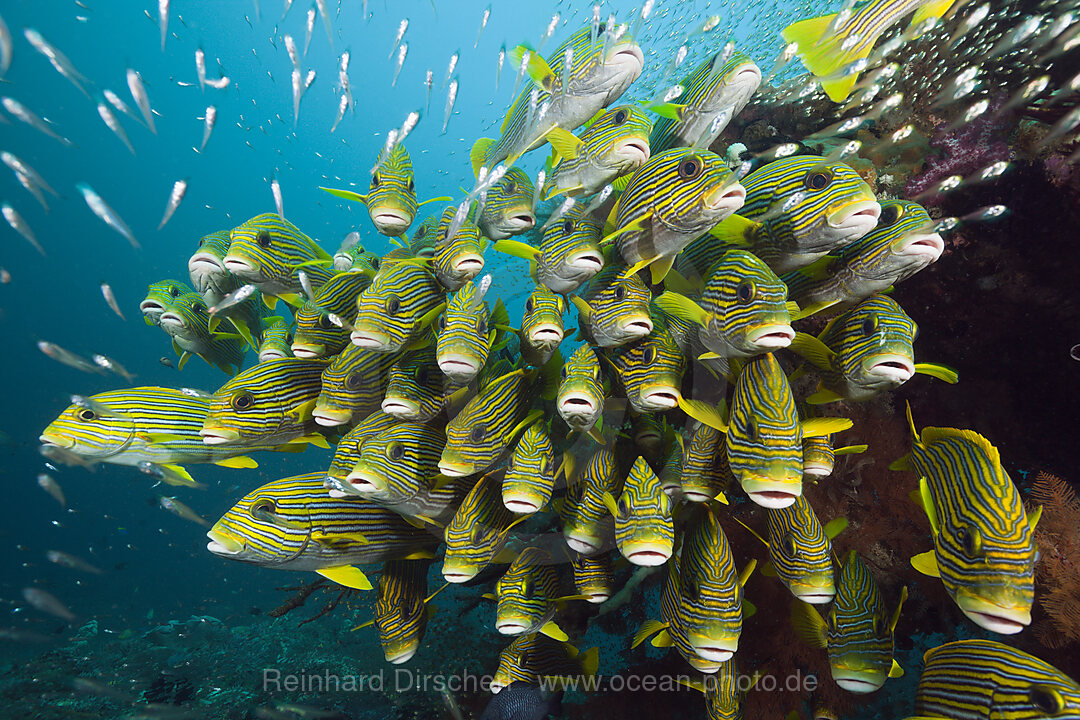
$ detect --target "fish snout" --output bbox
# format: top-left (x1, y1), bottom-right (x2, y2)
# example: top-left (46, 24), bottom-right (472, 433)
top-left (290, 342), bottom-right (326, 359)
top-left (566, 250), bottom-right (605, 274)
top-left (371, 209), bottom-right (412, 235)
top-left (350, 329), bottom-right (392, 351)
top-left (206, 527), bottom-right (244, 556)
top-left (898, 231), bottom-right (945, 262)
top-left (312, 404), bottom-right (352, 427)
top-left (865, 355), bottom-right (915, 383)
top-left (830, 200), bottom-right (881, 238)
top-left (159, 311), bottom-right (185, 329)
top-left (344, 467), bottom-right (386, 494)
top-left (528, 323), bottom-right (564, 347)
top-left (381, 396), bottom-right (420, 418)
top-left (618, 315), bottom-right (654, 338)
top-left (222, 254), bottom-right (258, 278)
top-left (705, 181), bottom-right (747, 215)
top-left (558, 391), bottom-right (600, 419)
top-left (614, 137), bottom-right (650, 166)
top-left (39, 433), bottom-right (74, 449)
top-left (199, 427), bottom-right (240, 445)
top-left (638, 385), bottom-right (681, 410)
top-left (748, 324), bottom-right (796, 350)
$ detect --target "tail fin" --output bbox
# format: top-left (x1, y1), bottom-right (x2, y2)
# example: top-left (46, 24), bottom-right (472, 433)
top-left (781, 13), bottom-right (872, 102)
top-left (470, 138), bottom-right (497, 178)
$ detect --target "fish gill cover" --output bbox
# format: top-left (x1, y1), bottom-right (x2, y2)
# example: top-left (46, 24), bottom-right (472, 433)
top-left (2, 0), bottom-right (1080, 719)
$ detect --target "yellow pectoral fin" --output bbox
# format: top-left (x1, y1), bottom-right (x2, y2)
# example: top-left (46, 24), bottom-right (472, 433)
top-left (802, 416), bottom-right (852, 438)
top-left (540, 621), bottom-right (568, 641)
top-left (631, 619), bottom-right (668, 649)
top-left (678, 397), bottom-right (728, 433)
top-left (644, 102), bottom-right (689, 121)
top-left (909, 0), bottom-right (956, 32)
top-left (743, 598), bottom-right (757, 618)
top-left (470, 138), bottom-right (497, 178)
top-left (508, 44), bottom-right (556, 92)
top-left (316, 565), bottom-right (373, 590)
top-left (790, 599), bottom-right (829, 649)
top-left (350, 618), bottom-right (376, 631)
top-left (600, 490), bottom-right (619, 518)
top-left (545, 126), bottom-right (582, 163)
top-left (707, 214), bottom-right (758, 245)
top-left (654, 291), bottom-right (709, 327)
top-left (834, 444), bottom-right (868, 456)
top-left (914, 362), bottom-right (959, 384)
top-left (789, 332), bottom-right (836, 370)
top-left (649, 255), bottom-right (676, 285)
top-left (889, 658), bottom-right (905, 679)
top-left (651, 629), bottom-right (673, 648)
top-left (919, 476), bottom-right (939, 535)
top-left (823, 516), bottom-right (848, 540)
top-left (417, 195), bottom-right (453, 207)
top-left (910, 550), bottom-right (940, 578)
top-left (214, 455), bottom-right (258, 469)
top-left (320, 186), bottom-right (369, 204)
top-left (1028, 504), bottom-right (1043, 532)
top-left (263, 294), bottom-right (278, 311)
top-left (402, 549), bottom-right (438, 560)
top-left (159, 464), bottom-right (198, 487)
top-left (806, 388), bottom-right (844, 405)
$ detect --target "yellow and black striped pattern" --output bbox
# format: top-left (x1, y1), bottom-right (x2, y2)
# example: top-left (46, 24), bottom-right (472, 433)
top-left (561, 444), bottom-right (622, 556)
top-left (141, 278), bottom-right (193, 326)
top-left (578, 263), bottom-right (652, 348)
top-left (159, 290), bottom-right (247, 375)
top-left (436, 280), bottom-right (494, 384)
top-left (442, 474), bottom-right (517, 583)
top-left (557, 344), bottom-right (604, 435)
top-left (681, 422), bottom-right (730, 503)
top-left (822, 551), bottom-right (897, 693)
top-left (293, 270), bottom-right (372, 358)
top-left (547, 103), bottom-right (653, 198)
top-left (440, 367), bottom-right (535, 477)
top-left (495, 547), bottom-right (561, 635)
top-left (381, 346), bottom-right (451, 422)
top-left (519, 285), bottom-right (565, 366)
top-left (351, 260), bottom-right (445, 353)
top-left (612, 456), bottom-right (674, 566)
top-left (477, 167), bottom-right (535, 240)
top-left (325, 410), bottom-right (399, 488)
top-left (604, 316), bottom-right (685, 413)
top-left (225, 213), bottom-right (334, 295)
top-left (571, 551), bottom-right (615, 604)
top-left (374, 558), bottom-right (432, 664)
top-left (533, 203), bottom-right (605, 294)
top-left (258, 316), bottom-right (294, 362)
top-left (502, 421), bottom-right (556, 514)
top-left (366, 144), bottom-right (418, 237)
top-left (765, 494), bottom-right (835, 603)
top-left (313, 344), bottom-right (393, 427)
top-left (188, 230), bottom-right (237, 298)
top-left (433, 205), bottom-right (486, 292)
top-left (346, 420), bottom-right (446, 507)
top-left (491, 631), bottom-right (592, 692)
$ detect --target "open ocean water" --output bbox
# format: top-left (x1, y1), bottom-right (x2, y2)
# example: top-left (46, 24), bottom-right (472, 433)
top-left (2, 0), bottom-right (1079, 718)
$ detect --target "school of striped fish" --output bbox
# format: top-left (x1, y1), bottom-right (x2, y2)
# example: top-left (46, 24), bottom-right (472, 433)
top-left (15, 0), bottom-right (1080, 718)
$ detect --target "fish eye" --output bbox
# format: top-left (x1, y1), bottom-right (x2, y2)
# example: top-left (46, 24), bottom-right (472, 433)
top-left (170, 285), bottom-right (181, 298)
top-left (477, 316), bottom-right (488, 335)
top-left (745, 418), bottom-right (758, 442)
top-left (371, 174), bottom-right (381, 189)
top-left (345, 372), bottom-right (364, 390)
top-left (736, 282), bottom-right (755, 303)
top-left (784, 535), bottom-right (797, 557)
top-left (677, 156), bottom-right (702, 180)
top-left (257, 230), bottom-right (272, 248)
top-left (525, 297), bottom-right (534, 314)
top-left (319, 314), bottom-right (334, 329)
top-left (1028, 685), bottom-right (1065, 714)
top-left (804, 169), bottom-right (834, 191)
top-left (386, 294), bottom-right (401, 314)
top-left (370, 257), bottom-right (380, 270)
top-left (614, 108), bottom-right (628, 124)
top-left (77, 409), bottom-right (97, 422)
top-left (613, 285), bottom-right (626, 300)
top-left (861, 316), bottom-right (878, 336)
top-left (407, 178), bottom-right (415, 192)
top-left (879, 204), bottom-right (902, 227)
top-left (414, 366), bottom-right (429, 384)
top-left (958, 526), bottom-right (983, 557)
top-left (506, 456), bottom-right (515, 472)
top-left (232, 392), bottom-right (255, 410)
top-left (827, 609), bottom-right (838, 632)
top-left (562, 219), bottom-right (574, 234)
top-left (470, 425), bottom-right (487, 443)
top-left (250, 498), bottom-right (276, 518)
top-left (504, 181), bottom-right (517, 194)
top-left (437, 314), bottom-right (447, 331)
top-left (643, 346), bottom-right (656, 364)
top-left (386, 442), bottom-right (405, 461)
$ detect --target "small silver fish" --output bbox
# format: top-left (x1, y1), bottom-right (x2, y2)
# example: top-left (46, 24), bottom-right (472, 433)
top-left (1, 152), bottom-right (57, 198)
top-left (331, 94), bottom-right (348, 133)
top-left (159, 0), bottom-right (169, 51)
top-left (474, 6), bottom-right (490, 48)
top-left (443, 50), bottom-right (459, 90)
top-left (22, 587), bottom-right (76, 622)
top-left (390, 18), bottom-right (408, 58)
top-left (160, 356), bottom-right (175, 368)
top-left (2, 201), bottom-right (45, 255)
top-left (0, 13), bottom-right (11, 77)
top-left (46, 550), bottom-right (103, 575)
top-left (314, 0), bottom-right (332, 47)
top-left (38, 341), bottom-right (105, 374)
top-left (100, 282), bottom-right (125, 320)
top-left (200, 105), bottom-right (216, 151)
top-left (443, 76), bottom-right (457, 133)
top-left (195, 46), bottom-right (207, 90)
top-left (37, 473), bottom-right (66, 508)
top-left (159, 495), bottom-right (208, 526)
top-left (304, 4), bottom-right (316, 55)
top-left (92, 354), bottom-right (135, 382)
top-left (271, 175), bottom-right (284, 218)
top-left (281, 0), bottom-right (293, 21)
top-left (126, 69), bottom-right (156, 134)
top-left (158, 178), bottom-right (188, 229)
top-left (209, 283), bottom-right (258, 315)
top-left (23, 29), bottom-right (90, 97)
top-left (96, 99), bottom-right (135, 154)
top-left (424, 68), bottom-right (433, 111)
top-left (77, 183), bottom-right (139, 249)
top-left (40, 444), bottom-right (98, 471)
top-left (495, 44), bottom-right (504, 91)
top-left (1, 97), bottom-right (74, 147)
top-left (103, 89), bottom-right (140, 125)
top-left (13, 171), bottom-right (48, 212)
top-left (284, 33), bottom-right (300, 70)
top-left (392, 42), bottom-right (407, 87)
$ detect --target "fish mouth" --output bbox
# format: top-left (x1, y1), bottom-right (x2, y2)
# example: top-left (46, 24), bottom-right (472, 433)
top-left (437, 457), bottom-right (472, 477)
top-left (189, 254), bottom-right (225, 274)
top-left (290, 343), bottom-right (326, 359)
top-left (559, 392), bottom-right (600, 417)
top-left (618, 316), bottom-right (654, 337)
top-left (690, 643), bottom-right (736, 664)
top-left (865, 354), bottom-right (915, 382)
top-left (828, 200), bottom-right (881, 237)
top-left (704, 181), bottom-right (746, 215)
top-left (803, 461), bottom-right (834, 478)
top-left (584, 591), bottom-right (610, 604)
top-left (505, 212), bottom-right (536, 231)
top-left (258, 349), bottom-right (288, 361)
top-left (351, 330), bottom-right (392, 350)
top-left (502, 494), bottom-right (542, 514)
top-left (614, 137), bottom-right (650, 166)
top-left (159, 312), bottom-right (185, 329)
top-left (794, 589), bottom-right (836, 604)
top-left (438, 354), bottom-right (480, 380)
top-left (528, 324), bottom-right (564, 345)
top-left (495, 620), bottom-right (530, 635)
top-left (897, 231), bottom-right (945, 261)
top-left (199, 427), bottom-right (241, 445)
top-left (452, 253), bottom-right (485, 274)
top-left (139, 299), bottom-right (166, 317)
top-left (39, 433), bottom-right (74, 449)
top-left (565, 533), bottom-right (602, 556)
top-left (312, 405), bottom-right (352, 427)
top-left (747, 324), bottom-right (796, 349)
top-left (371, 209), bottom-right (412, 234)
top-left (639, 386), bottom-right (681, 410)
top-left (223, 255), bottom-right (258, 277)
top-left (206, 528), bottom-right (244, 556)
top-left (384, 642), bottom-right (419, 665)
top-left (344, 468), bottom-right (385, 494)
top-left (381, 397), bottom-right (419, 418)
top-left (604, 43), bottom-right (645, 80)
top-left (957, 597), bottom-right (1031, 634)
top-left (746, 489), bottom-right (799, 509)
top-left (442, 565), bottom-right (479, 584)
top-left (728, 63), bottom-right (763, 94)
top-left (567, 250), bottom-right (605, 272)
top-left (833, 675), bottom-right (884, 694)
top-left (681, 490), bottom-right (712, 503)
top-left (625, 547), bottom-right (672, 566)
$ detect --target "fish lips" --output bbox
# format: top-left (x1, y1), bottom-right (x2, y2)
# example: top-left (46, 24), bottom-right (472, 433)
top-left (488, 211), bottom-right (537, 239)
top-left (527, 323), bottom-right (564, 348)
top-left (957, 595), bottom-right (1032, 634)
top-left (381, 396), bottom-right (420, 418)
top-left (370, 208), bottom-right (413, 235)
top-left (613, 137), bottom-right (650, 166)
top-left (206, 527), bottom-right (244, 556)
top-left (290, 342), bottom-right (326, 359)
top-left (864, 353), bottom-right (915, 383)
top-left (744, 486), bottom-right (801, 509)
top-left (350, 328), bottom-right (394, 351)
top-left (495, 618), bottom-right (532, 636)
top-left (188, 253), bottom-right (227, 288)
top-left (158, 311), bottom-right (186, 329)
top-left (828, 200), bottom-right (882, 239)
top-left (558, 391), bottom-right (601, 421)
top-left (438, 353), bottom-right (482, 383)
top-left (617, 315), bottom-right (654, 339)
top-left (566, 249), bottom-right (605, 274)
top-left (832, 672), bottom-right (886, 694)
top-left (746, 323), bottom-right (796, 350)
top-left (621, 543), bottom-right (673, 567)
top-left (344, 467), bottom-right (387, 494)
top-left (139, 299), bottom-right (167, 319)
top-left (441, 560), bottom-right (480, 584)
top-left (383, 640), bottom-right (420, 665)
top-left (39, 433), bottom-right (74, 449)
top-left (312, 404), bottom-right (352, 427)
top-left (687, 638), bottom-right (738, 664)
top-left (602, 42), bottom-right (645, 89)
top-left (199, 426), bottom-right (241, 445)
top-left (502, 495), bottom-right (543, 515)
top-left (565, 531), bottom-right (604, 556)
top-left (222, 254), bottom-right (260, 280)
top-left (896, 230), bottom-right (945, 262)
top-left (437, 455), bottom-right (474, 478)
top-left (636, 384), bottom-right (682, 411)
top-left (704, 180), bottom-right (747, 216)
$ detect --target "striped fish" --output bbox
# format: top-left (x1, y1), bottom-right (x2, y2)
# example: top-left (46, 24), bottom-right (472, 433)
top-left (723, 353), bottom-right (852, 508)
top-left (908, 639), bottom-right (1080, 719)
top-left (681, 422), bottom-right (730, 504)
top-left (38, 387), bottom-right (264, 484)
top-left (371, 558), bottom-right (435, 664)
top-left (490, 632), bottom-right (600, 693)
top-left (659, 426), bottom-right (686, 499)
top-left (630, 412), bottom-right (667, 464)
top-left (324, 410), bottom-right (400, 495)
top-left (476, 167), bottom-right (536, 240)
top-left (495, 203), bottom-right (605, 295)
top-left (556, 344), bottom-right (605, 440)
top-left (648, 49), bottom-right (761, 153)
top-left (442, 473), bottom-right (524, 583)
top-left (140, 278), bottom-right (193, 326)
top-left (257, 316), bottom-right (294, 362)
top-left (783, 199), bottom-right (944, 312)
top-left (188, 230), bottom-right (238, 300)
top-left (561, 443), bottom-right (622, 556)
top-left (707, 156), bottom-right (880, 274)
top-left (893, 404), bottom-right (1038, 635)
top-left (603, 315), bottom-right (685, 413)
top-left (436, 278), bottom-right (507, 384)
top-left (469, 24), bottom-right (644, 176)
top-left (802, 434), bottom-right (867, 479)
top-left (381, 345), bottom-right (452, 422)
top-left (205, 471), bottom-right (439, 589)
top-left (782, 0), bottom-right (958, 103)
top-left (792, 551), bottom-right (906, 693)
top-left (604, 456), bottom-right (673, 566)
top-left (572, 263), bottom-right (653, 348)
top-left (518, 285), bottom-right (566, 367)
top-left (200, 357), bottom-right (329, 448)
top-left (664, 248), bottom-right (795, 359)
top-left (312, 344), bottom-right (394, 427)
top-left (495, 547), bottom-right (564, 637)
top-left (158, 290), bottom-right (247, 375)
top-left (502, 420), bottom-right (556, 514)
top-left (607, 147), bottom-right (745, 283)
top-left (790, 294), bottom-right (958, 404)
top-left (408, 215), bottom-right (440, 258)
top-left (433, 205), bottom-right (487, 291)
top-left (320, 144), bottom-right (428, 237)
top-left (765, 494), bottom-right (838, 603)
top-left (292, 269), bottom-right (372, 358)
top-left (225, 214), bottom-right (334, 308)
top-left (570, 551), bottom-right (615, 604)
top-left (544, 104), bottom-right (653, 199)
top-left (351, 260), bottom-right (445, 353)
top-left (439, 367), bottom-right (540, 477)
top-left (684, 658), bottom-right (743, 720)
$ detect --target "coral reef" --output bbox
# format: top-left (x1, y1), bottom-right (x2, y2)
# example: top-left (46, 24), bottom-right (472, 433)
top-left (1030, 472), bottom-right (1080, 651)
